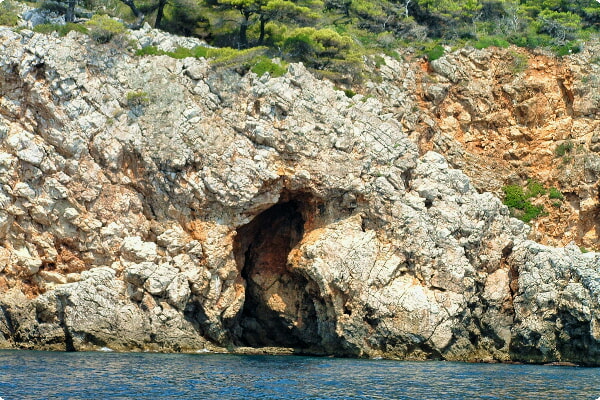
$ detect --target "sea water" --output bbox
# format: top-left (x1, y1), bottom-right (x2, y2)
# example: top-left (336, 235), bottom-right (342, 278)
top-left (0, 350), bottom-right (599, 399)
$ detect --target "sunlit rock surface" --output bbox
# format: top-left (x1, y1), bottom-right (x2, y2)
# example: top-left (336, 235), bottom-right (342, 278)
top-left (0, 27), bottom-right (599, 364)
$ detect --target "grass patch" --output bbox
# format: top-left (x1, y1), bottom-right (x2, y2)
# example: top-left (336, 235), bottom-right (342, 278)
top-left (474, 36), bottom-right (510, 50)
top-left (126, 91), bottom-right (150, 107)
top-left (549, 187), bottom-right (564, 200)
top-left (86, 14), bottom-right (127, 44)
top-left (33, 23), bottom-right (89, 36)
top-left (136, 45), bottom-right (274, 75)
top-left (509, 51), bottom-right (529, 74)
top-left (250, 57), bottom-right (287, 77)
top-left (426, 44), bottom-right (445, 61)
top-left (502, 181), bottom-right (546, 223)
top-left (0, 1), bottom-right (19, 26)
top-left (555, 140), bottom-right (574, 157)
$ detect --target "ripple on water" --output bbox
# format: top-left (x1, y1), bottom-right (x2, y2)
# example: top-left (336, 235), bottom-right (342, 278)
top-left (0, 351), bottom-right (598, 400)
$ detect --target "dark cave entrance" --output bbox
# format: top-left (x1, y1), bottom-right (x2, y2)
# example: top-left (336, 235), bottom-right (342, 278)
top-left (232, 197), bottom-right (324, 351)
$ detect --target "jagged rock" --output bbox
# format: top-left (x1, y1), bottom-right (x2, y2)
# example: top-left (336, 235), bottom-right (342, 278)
top-left (0, 28), bottom-right (599, 365)
top-left (21, 8), bottom-right (65, 28)
top-left (400, 43), bottom-right (600, 248)
top-left (509, 242), bottom-right (600, 364)
top-left (129, 23), bottom-right (208, 52)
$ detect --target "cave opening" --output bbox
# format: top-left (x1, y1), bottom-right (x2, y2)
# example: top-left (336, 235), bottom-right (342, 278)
top-left (232, 196), bottom-right (324, 352)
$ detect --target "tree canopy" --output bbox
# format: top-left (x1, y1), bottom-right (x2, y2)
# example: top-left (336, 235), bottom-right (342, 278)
top-left (18, 0), bottom-right (600, 81)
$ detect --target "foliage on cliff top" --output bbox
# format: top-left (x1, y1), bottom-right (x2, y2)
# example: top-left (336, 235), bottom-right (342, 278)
top-left (86, 14), bottom-right (127, 43)
top-left (0, 0), bottom-right (20, 26)
top-left (7, 0), bottom-right (600, 81)
top-left (135, 45), bottom-right (285, 74)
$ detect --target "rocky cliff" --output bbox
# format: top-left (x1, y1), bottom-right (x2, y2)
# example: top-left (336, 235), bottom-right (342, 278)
top-left (378, 44), bottom-right (600, 249)
top-left (0, 26), bottom-right (600, 365)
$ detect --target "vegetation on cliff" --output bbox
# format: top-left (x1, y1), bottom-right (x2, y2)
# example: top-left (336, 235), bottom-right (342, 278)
top-left (1, 0), bottom-right (600, 362)
top-left (1, 0), bottom-right (599, 82)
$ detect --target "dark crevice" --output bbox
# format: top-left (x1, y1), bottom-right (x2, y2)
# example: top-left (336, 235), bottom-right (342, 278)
top-left (508, 262), bottom-right (519, 299)
top-left (183, 301), bottom-right (225, 345)
top-left (231, 194), bottom-right (333, 353)
top-left (56, 295), bottom-right (76, 352)
top-left (360, 216), bottom-right (367, 232)
top-left (502, 244), bottom-right (513, 259)
top-left (401, 169), bottom-right (413, 190)
top-left (0, 305), bottom-right (16, 339)
top-left (557, 78), bottom-right (574, 118)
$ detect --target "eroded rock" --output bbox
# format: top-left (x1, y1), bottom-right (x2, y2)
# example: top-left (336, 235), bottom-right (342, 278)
top-left (0, 28), bottom-right (599, 364)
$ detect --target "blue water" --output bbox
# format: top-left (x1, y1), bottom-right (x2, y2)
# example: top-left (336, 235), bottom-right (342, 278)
top-left (0, 351), bottom-right (598, 399)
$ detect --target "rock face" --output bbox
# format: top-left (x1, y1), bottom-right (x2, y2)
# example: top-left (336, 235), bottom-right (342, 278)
top-left (0, 27), bottom-right (599, 364)
top-left (384, 44), bottom-right (600, 248)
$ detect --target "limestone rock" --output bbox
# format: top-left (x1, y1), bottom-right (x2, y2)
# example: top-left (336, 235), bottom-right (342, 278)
top-left (0, 28), bottom-right (599, 365)
top-left (400, 43), bottom-right (600, 248)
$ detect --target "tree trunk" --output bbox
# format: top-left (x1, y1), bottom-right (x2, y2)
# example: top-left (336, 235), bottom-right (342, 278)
top-left (258, 16), bottom-right (267, 45)
top-left (65, 0), bottom-right (76, 23)
top-left (239, 10), bottom-right (251, 48)
top-left (119, 0), bottom-right (145, 27)
top-left (155, 0), bottom-right (168, 29)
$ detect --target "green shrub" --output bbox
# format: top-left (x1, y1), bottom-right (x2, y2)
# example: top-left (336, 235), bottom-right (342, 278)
top-left (168, 46), bottom-right (199, 59)
top-left (126, 91), bottom-right (150, 107)
top-left (553, 41), bottom-right (581, 57)
top-left (135, 46), bottom-right (165, 57)
top-left (335, 86), bottom-right (356, 98)
top-left (136, 45), bottom-right (274, 75)
top-left (426, 44), bottom-right (445, 61)
top-left (33, 23), bottom-right (89, 36)
top-left (86, 14), bottom-right (126, 44)
top-left (508, 32), bottom-right (553, 49)
top-left (282, 27), bottom-right (353, 63)
top-left (502, 181), bottom-right (546, 223)
top-left (136, 46), bottom-right (207, 59)
top-left (474, 36), bottom-right (510, 49)
top-left (549, 187), bottom-right (564, 200)
top-left (521, 202), bottom-right (545, 223)
top-left (33, 24), bottom-right (58, 35)
top-left (536, 9), bottom-right (581, 44)
top-left (0, 1), bottom-right (19, 26)
top-left (158, 0), bottom-right (206, 37)
top-left (555, 140), bottom-right (574, 157)
top-left (0, 14), bottom-right (19, 27)
top-left (209, 47), bottom-right (269, 71)
top-left (343, 88), bottom-right (356, 98)
top-left (278, 27), bottom-right (364, 84)
top-left (373, 55), bottom-right (386, 68)
top-left (502, 185), bottom-right (527, 210)
top-left (38, 1), bottom-right (67, 14)
top-left (526, 179), bottom-right (546, 198)
top-left (250, 57), bottom-right (287, 77)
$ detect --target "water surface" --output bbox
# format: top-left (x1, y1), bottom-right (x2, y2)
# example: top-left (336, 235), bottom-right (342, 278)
top-left (0, 350), bottom-right (598, 399)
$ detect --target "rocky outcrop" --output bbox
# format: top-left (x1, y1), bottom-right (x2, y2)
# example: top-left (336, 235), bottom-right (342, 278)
top-left (384, 44), bottom-right (600, 248)
top-left (0, 27), bottom-right (599, 364)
